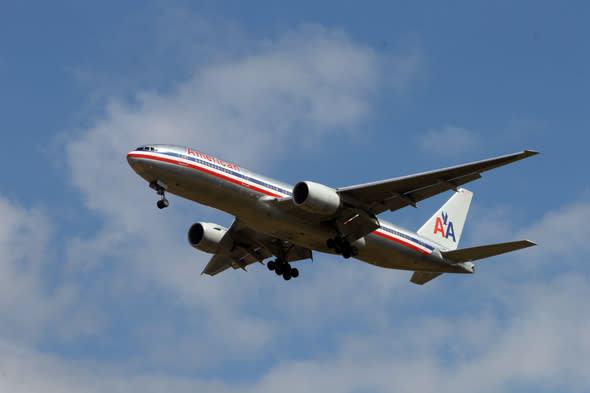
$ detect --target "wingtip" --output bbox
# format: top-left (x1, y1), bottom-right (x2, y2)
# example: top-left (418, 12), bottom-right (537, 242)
top-left (523, 149), bottom-right (540, 156)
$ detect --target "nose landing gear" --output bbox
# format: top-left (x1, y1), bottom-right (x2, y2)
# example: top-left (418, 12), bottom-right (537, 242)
top-left (150, 179), bottom-right (169, 209)
top-left (156, 198), bottom-right (169, 209)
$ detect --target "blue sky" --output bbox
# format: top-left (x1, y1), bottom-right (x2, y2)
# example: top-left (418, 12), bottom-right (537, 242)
top-left (1, 1), bottom-right (589, 392)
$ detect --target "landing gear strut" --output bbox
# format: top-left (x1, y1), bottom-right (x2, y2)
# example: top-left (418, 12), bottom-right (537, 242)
top-left (150, 179), bottom-right (169, 209)
top-left (267, 258), bottom-right (299, 281)
top-left (326, 236), bottom-right (359, 259)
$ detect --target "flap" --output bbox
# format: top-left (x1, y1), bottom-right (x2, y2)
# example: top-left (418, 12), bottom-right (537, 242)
top-left (410, 271), bottom-right (443, 285)
top-left (201, 218), bottom-right (312, 276)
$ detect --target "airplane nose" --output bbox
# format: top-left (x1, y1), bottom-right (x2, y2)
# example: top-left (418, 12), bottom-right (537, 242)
top-left (127, 152), bottom-right (137, 166)
top-left (127, 152), bottom-right (145, 173)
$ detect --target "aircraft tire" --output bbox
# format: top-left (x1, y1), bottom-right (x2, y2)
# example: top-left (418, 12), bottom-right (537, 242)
top-left (291, 268), bottom-right (299, 278)
top-left (276, 260), bottom-right (286, 275)
top-left (267, 261), bottom-right (276, 271)
top-left (342, 250), bottom-right (351, 259)
top-left (283, 271), bottom-right (291, 280)
top-left (326, 238), bottom-right (335, 249)
top-left (335, 236), bottom-right (347, 249)
top-left (350, 246), bottom-right (359, 256)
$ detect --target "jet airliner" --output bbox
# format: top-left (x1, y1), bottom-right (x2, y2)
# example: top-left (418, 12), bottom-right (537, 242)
top-left (127, 145), bottom-right (538, 285)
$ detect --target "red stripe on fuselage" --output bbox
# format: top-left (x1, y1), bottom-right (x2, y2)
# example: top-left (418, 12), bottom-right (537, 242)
top-left (373, 230), bottom-right (430, 255)
top-left (127, 152), bottom-right (284, 198)
top-left (129, 152), bottom-right (432, 256)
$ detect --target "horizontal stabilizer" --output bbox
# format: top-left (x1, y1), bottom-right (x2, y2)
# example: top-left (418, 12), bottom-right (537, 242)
top-left (410, 271), bottom-right (443, 285)
top-left (441, 240), bottom-right (536, 263)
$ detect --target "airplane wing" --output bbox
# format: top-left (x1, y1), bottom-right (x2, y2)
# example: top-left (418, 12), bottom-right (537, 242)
top-left (268, 150), bottom-right (538, 245)
top-left (410, 271), bottom-right (443, 285)
top-left (338, 150), bottom-right (539, 215)
top-left (201, 218), bottom-right (312, 276)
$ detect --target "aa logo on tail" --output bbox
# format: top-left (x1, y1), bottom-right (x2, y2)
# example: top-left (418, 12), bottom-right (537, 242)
top-left (433, 211), bottom-right (456, 242)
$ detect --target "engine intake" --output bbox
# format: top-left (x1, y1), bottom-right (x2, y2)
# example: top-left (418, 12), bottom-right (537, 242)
top-left (188, 222), bottom-right (233, 254)
top-left (293, 181), bottom-right (341, 215)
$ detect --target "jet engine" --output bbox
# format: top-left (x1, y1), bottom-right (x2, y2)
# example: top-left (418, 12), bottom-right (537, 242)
top-left (293, 181), bottom-right (341, 215)
top-left (187, 222), bottom-right (233, 254)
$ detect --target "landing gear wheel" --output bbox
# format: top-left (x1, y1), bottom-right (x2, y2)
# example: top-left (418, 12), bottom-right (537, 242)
top-left (335, 236), bottom-right (347, 250)
top-left (275, 259), bottom-right (285, 275)
top-left (269, 258), bottom-right (299, 280)
top-left (327, 236), bottom-right (359, 259)
top-left (326, 238), bottom-right (335, 249)
top-left (151, 180), bottom-right (169, 210)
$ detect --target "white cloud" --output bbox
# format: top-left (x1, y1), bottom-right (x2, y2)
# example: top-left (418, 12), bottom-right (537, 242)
top-left (520, 200), bottom-right (590, 258)
top-left (466, 203), bottom-right (523, 245)
top-left (62, 23), bottom-right (424, 307)
top-left (66, 25), bottom-right (390, 218)
top-left (0, 274), bottom-right (587, 393)
top-left (416, 125), bottom-right (482, 156)
top-left (386, 46), bottom-right (424, 92)
top-left (59, 21), bottom-right (589, 390)
top-left (0, 339), bottom-right (222, 393)
top-left (6, 13), bottom-right (585, 393)
top-left (251, 275), bottom-right (590, 393)
top-left (58, 23), bottom-right (426, 368)
top-left (467, 198), bottom-right (590, 274)
top-left (0, 195), bottom-right (78, 342)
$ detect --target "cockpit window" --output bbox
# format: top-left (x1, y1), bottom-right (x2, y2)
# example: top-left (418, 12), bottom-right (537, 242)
top-left (135, 146), bottom-right (156, 152)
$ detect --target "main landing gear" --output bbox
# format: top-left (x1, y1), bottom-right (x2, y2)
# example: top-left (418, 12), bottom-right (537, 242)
top-left (267, 258), bottom-right (299, 281)
top-left (326, 236), bottom-right (359, 259)
top-left (150, 180), bottom-right (169, 209)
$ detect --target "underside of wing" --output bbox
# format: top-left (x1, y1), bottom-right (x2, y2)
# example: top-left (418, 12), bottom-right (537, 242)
top-left (201, 218), bottom-right (312, 276)
top-left (338, 150), bottom-right (539, 215)
top-left (260, 150), bottom-right (538, 249)
top-left (410, 271), bottom-right (443, 285)
top-left (201, 254), bottom-right (239, 276)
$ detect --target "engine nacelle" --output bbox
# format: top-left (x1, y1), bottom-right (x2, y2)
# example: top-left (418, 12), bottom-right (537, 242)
top-left (293, 181), bottom-right (341, 215)
top-left (187, 222), bottom-right (233, 255)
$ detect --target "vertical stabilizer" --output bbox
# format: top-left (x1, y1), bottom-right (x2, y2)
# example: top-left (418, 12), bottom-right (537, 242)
top-left (417, 188), bottom-right (473, 251)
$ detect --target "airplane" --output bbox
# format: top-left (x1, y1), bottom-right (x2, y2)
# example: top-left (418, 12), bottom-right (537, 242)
top-left (127, 145), bottom-right (538, 285)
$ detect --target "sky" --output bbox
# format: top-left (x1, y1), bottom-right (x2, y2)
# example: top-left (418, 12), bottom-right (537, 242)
top-left (1, 1), bottom-right (589, 392)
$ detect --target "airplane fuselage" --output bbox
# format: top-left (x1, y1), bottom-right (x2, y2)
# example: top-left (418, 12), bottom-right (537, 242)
top-left (127, 145), bottom-right (470, 275)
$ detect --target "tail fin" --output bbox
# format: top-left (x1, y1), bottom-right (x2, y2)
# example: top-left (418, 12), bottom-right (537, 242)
top-left (417, 188), bottom-right (473, 251)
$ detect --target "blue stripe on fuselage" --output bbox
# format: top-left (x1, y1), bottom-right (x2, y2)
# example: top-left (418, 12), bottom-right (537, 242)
top-left (162, 151), bottom-right (293, 197)
top-left (158, 150), bottom-right (436, 254)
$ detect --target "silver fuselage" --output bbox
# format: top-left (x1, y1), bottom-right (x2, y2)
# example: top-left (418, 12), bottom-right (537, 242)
top-left (127, 145), bottom-right (469, 274)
